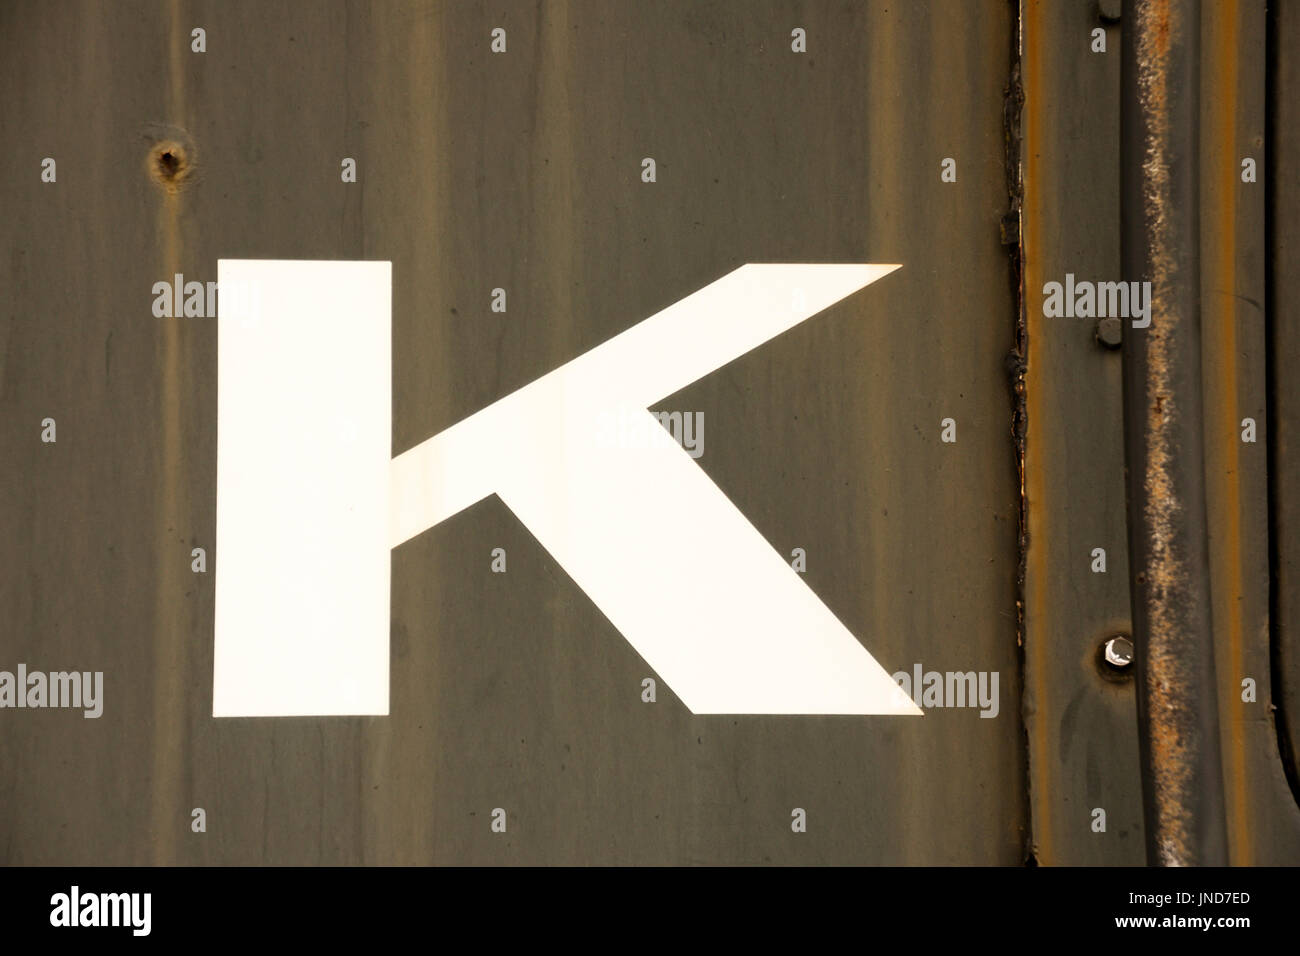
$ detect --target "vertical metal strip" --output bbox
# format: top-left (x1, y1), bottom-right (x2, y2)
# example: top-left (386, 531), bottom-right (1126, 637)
top-left (1120, 0), bottom-right (1229, 866)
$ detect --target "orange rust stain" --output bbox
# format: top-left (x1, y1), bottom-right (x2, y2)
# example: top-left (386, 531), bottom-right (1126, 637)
top-left (1133, 0), bottom-right (1207, 865)
top-left (1205, 0), bottom-right (1252, 865)
top-left (150, 0), bottom-right (188, 866)
top-left (1022, 0), bottom-right (1054, 864)
top-left (1154, 0), bottom-right (1173, 59)
top-left (147, 140), bottom-right (194, 194)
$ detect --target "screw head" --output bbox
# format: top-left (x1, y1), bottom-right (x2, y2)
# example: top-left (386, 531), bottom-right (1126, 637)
top-left (1098, 0), bottom-right (1122, 23)
top-left (1097, 316), bottom-right (1123, 349)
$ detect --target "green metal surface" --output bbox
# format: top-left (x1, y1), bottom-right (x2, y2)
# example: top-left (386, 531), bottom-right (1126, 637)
top-left (2, 0), bottom-right (1295, 867)
top-left (0, 0), bottom-right (1023, 865)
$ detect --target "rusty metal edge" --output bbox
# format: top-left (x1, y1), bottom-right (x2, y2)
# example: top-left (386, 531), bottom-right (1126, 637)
top-left (1120, 0), bottom-right (1230, 865)
top-left (1004, 0), bottom-right (1032, 866)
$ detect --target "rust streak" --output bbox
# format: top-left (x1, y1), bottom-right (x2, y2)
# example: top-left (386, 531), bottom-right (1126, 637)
top-left (1138, 2), bottom-right (1192, 860)
top-left (150, 0), bottom-right (188, 866)
top-left (1021, 0), bottom-right (1053, 864)
top-left (1133, 0), bottom-right (1215, 865)
top-left (1205, 0), bottom-right (1252, 863)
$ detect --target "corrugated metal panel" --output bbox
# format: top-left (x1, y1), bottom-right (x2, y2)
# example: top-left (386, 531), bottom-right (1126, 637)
top-left (1197, 0), bottom-right (1300, 867)
top-left (1021, 0), bottom-right (1145, 865)
top-left (1267, 0), bottom-right (1300, 832)
top-left (1023, 0), bottom-right (1300, 864)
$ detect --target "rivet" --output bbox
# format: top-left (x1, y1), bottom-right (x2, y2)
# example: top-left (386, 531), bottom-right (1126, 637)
top-left (1097, 316), bottom-right (1123, 349)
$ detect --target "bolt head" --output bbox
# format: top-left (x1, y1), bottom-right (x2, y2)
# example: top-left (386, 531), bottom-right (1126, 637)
top-left (1103, 635), bottom-right (1134, 668)
top-left (1098, 0), bottom-right (1122, 23)
top-left (1097, 317), bottom-right (1123, 349)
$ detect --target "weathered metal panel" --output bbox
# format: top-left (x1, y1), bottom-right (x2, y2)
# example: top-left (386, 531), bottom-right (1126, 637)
top-left (0, 0), bottom-right (1023, 864)
top-left (1121, 0), bottom-right (1229, 866)
top-left (5, 0), bottom-right (1292, 870)
top-left (1022, 0), bottom-right (1146, 865)
top-left (1266, 0), bottom-right (1300, 838)
top-left (1022, 0), bottom-right (1300, 865)
top-left (1196, 0), bottom-right (1300, 866)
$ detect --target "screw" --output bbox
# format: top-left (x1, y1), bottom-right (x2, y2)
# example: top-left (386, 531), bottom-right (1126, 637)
top-left (1098, 0), bottom-right (1122, 23)
top-left (1096, 316), bottom-right (1123, 349)
top-left (1103, 635), bottom-right (1134, 669)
